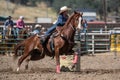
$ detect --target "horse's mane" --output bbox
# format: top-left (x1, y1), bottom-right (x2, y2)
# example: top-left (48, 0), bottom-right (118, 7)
top-left (61, 13), bottom-right (75, 31)
top-left (64, 13), bottom-right (74, 27)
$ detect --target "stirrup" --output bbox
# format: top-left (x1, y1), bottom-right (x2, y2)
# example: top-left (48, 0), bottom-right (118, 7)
top-left (40, 35), bottom-right (48, 45)
top-left (40, 37), bottom-right (45, 43)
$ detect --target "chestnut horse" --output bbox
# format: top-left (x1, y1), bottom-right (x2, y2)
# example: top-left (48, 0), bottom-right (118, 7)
top-left (14, 11), bottom-right (82, 73)
top-left (17, 26), bottom-right (32, 40)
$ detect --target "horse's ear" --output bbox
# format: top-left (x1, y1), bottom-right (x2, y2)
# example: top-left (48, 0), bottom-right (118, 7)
top-left (74, 10), bottom-right (80, 14)
top-left (80, 12), bottom-right (83, 16)
top-left (74, 10), bottom-right (77, 14)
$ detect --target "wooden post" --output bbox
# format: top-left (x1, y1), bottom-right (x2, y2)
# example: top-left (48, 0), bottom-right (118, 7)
top-left (75, 48), bottom-right (81, 72)
top-left (75, 31), bottom-right (81, 72)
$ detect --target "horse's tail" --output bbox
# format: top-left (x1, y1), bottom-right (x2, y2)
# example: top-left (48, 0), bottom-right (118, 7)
top-left (13, 40), bottom-right (25, 60)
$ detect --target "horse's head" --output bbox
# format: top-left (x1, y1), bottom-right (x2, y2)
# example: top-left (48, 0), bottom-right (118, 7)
top-left (71, 11), bottom-right (83, 30)
top-left (61, 11), bottom-right (83, 35)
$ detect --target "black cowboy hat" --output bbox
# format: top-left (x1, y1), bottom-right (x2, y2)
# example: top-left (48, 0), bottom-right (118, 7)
top-left (7, 16), bottom-right (12, 19)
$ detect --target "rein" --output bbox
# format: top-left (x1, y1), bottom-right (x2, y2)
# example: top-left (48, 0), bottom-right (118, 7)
top-left (70, 23), bottom-right (76, 31)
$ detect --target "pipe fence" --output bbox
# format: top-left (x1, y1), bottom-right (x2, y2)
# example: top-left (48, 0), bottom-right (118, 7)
top-left (0, 23), bottom-right (120, 55)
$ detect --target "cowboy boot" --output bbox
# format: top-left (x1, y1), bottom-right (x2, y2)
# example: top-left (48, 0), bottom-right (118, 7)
top-left (40, 35), bottom-right (48, 45)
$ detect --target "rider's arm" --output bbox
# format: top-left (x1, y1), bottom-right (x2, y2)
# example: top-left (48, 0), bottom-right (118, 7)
top-left (56, 15), bottom-right (65, 26)
top-left (4, 20), bottom-right (8, 30)
top-left (4, 20), bottom-right (8, 27)
top-left (22, 21), bottom-right (25, 28)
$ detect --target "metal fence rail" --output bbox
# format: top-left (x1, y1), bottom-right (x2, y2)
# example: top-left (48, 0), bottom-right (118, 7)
top-left (0, 32), bottom-right (111, 55)
top-left (78, 32), bottom-right (110, 55)
top-left (0, 23), bottom-right (120, 55)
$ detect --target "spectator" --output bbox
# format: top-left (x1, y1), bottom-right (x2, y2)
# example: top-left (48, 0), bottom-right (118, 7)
top-left (32, 24), bottom-right (42, 35)
top-left (16, 16), bottom-right (25, 39)
top-left (3, 16), bottom-right (16, 39)
top-left (81, 19), bottom-right (88, 33)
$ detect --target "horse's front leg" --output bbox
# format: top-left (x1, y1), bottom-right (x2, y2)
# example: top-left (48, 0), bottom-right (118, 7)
top-left (55, 48), bottom-right (60, 73)
top-left (73, 52), bottom-right (78, 64)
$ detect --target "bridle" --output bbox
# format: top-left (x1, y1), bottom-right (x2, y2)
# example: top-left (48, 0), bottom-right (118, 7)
top-left (70, 13), bottom-right (81, 31)
top-left (70, 24), bottom-right (76, 31)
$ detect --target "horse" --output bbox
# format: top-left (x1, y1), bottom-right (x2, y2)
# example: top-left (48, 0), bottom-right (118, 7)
top-left (17, 26), bottom-right (32, 40)
top-left (13, 11), bottom-right (82, 73)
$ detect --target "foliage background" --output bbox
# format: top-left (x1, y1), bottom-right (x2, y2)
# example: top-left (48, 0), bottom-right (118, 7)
top-left (0, 0), bottom-right (119, 22)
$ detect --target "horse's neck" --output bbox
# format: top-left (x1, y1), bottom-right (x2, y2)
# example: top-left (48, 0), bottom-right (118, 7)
top-left (61, 13), bottom-right (76, 41)
top-left (61, 24), bottom-right (75, 41)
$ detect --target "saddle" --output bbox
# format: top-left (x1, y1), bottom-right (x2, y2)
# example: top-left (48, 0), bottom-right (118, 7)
top-left (40, 26), bottom-right (63, 44)
top-left (55, 26), bottom-right (63, 36)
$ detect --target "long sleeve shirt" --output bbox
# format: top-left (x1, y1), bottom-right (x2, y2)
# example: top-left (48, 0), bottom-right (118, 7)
top-left (4, 20), bottom-right (14, 28)
top-left (56, 14), bottom-right (69, 26)
top-left (16, 19), bottom-right (25, 28)
top-left (45, 13), bottom-right (69, 36)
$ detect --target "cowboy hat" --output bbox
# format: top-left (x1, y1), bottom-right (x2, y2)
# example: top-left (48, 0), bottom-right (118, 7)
top-left (35, 24), bottom-right (41, 28)
top-left (7, 16), bottom-right (12, 19)
top-left (59, 6), bottom-right (71, 14)
top-left (19, 16), bottom-right (24, 19)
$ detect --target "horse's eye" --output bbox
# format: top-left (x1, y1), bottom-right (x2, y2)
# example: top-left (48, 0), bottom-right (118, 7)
top-left (76, 18), bottom-right (79, 21)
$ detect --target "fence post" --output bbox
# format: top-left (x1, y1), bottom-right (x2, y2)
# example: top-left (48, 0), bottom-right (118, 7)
top-left (75, 31), bottom-right (81, 72)
top-left (85, 31), bottom-right (88, 54)
top-left (92, 34), bottom-right (95, 55)
top-left (75, 48), bottom-right (81, 72)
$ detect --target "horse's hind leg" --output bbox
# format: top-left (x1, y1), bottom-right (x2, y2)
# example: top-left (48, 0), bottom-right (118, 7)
top-left (17, 50), bottom-right (30, 71)
top-left (25, 56), bottom-right (31, 70)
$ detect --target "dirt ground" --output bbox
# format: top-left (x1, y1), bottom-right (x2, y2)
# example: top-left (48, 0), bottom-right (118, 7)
top-left (1, 52), bottom-right (120, 80)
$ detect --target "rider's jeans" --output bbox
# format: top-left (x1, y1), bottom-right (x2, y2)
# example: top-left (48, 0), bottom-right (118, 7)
top-left (16, 28), bottom-right (23, 38)
top-left (45, 24), bottom-right (57, 36)
top-left (2, 28), bottom-right (16, 39)
top-left (2, 29), bottom-right (6, 39)
top-left (12, 28), bottom-right (16, 37)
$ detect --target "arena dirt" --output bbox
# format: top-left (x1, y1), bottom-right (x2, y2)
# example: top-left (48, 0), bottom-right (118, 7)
top-left (0, 53), bottom-right (120, 80)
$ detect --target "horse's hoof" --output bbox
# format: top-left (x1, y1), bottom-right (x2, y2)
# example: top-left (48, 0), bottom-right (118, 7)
top-left (17, 67), bottom-right (20, 72)
top-left (25, 65), bottom-right (28, 70)
top-left (56, 71), bottom-right (60, 73)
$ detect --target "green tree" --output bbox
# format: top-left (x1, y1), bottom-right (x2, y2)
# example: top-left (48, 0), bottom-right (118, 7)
top-left (108, 0), bottom-right (120, 15)
top-left (9, 0), bottom-right (120, 17)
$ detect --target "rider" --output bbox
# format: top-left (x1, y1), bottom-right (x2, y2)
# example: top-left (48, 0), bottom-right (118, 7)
top-left (3, 16), bottom-right (15, 39)
top-left (16, 16), bottom-right (25, 39)
top-left (41, 6), bottom-right (71, 43)
top-left (31, 24), bottom-right (42, 35)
